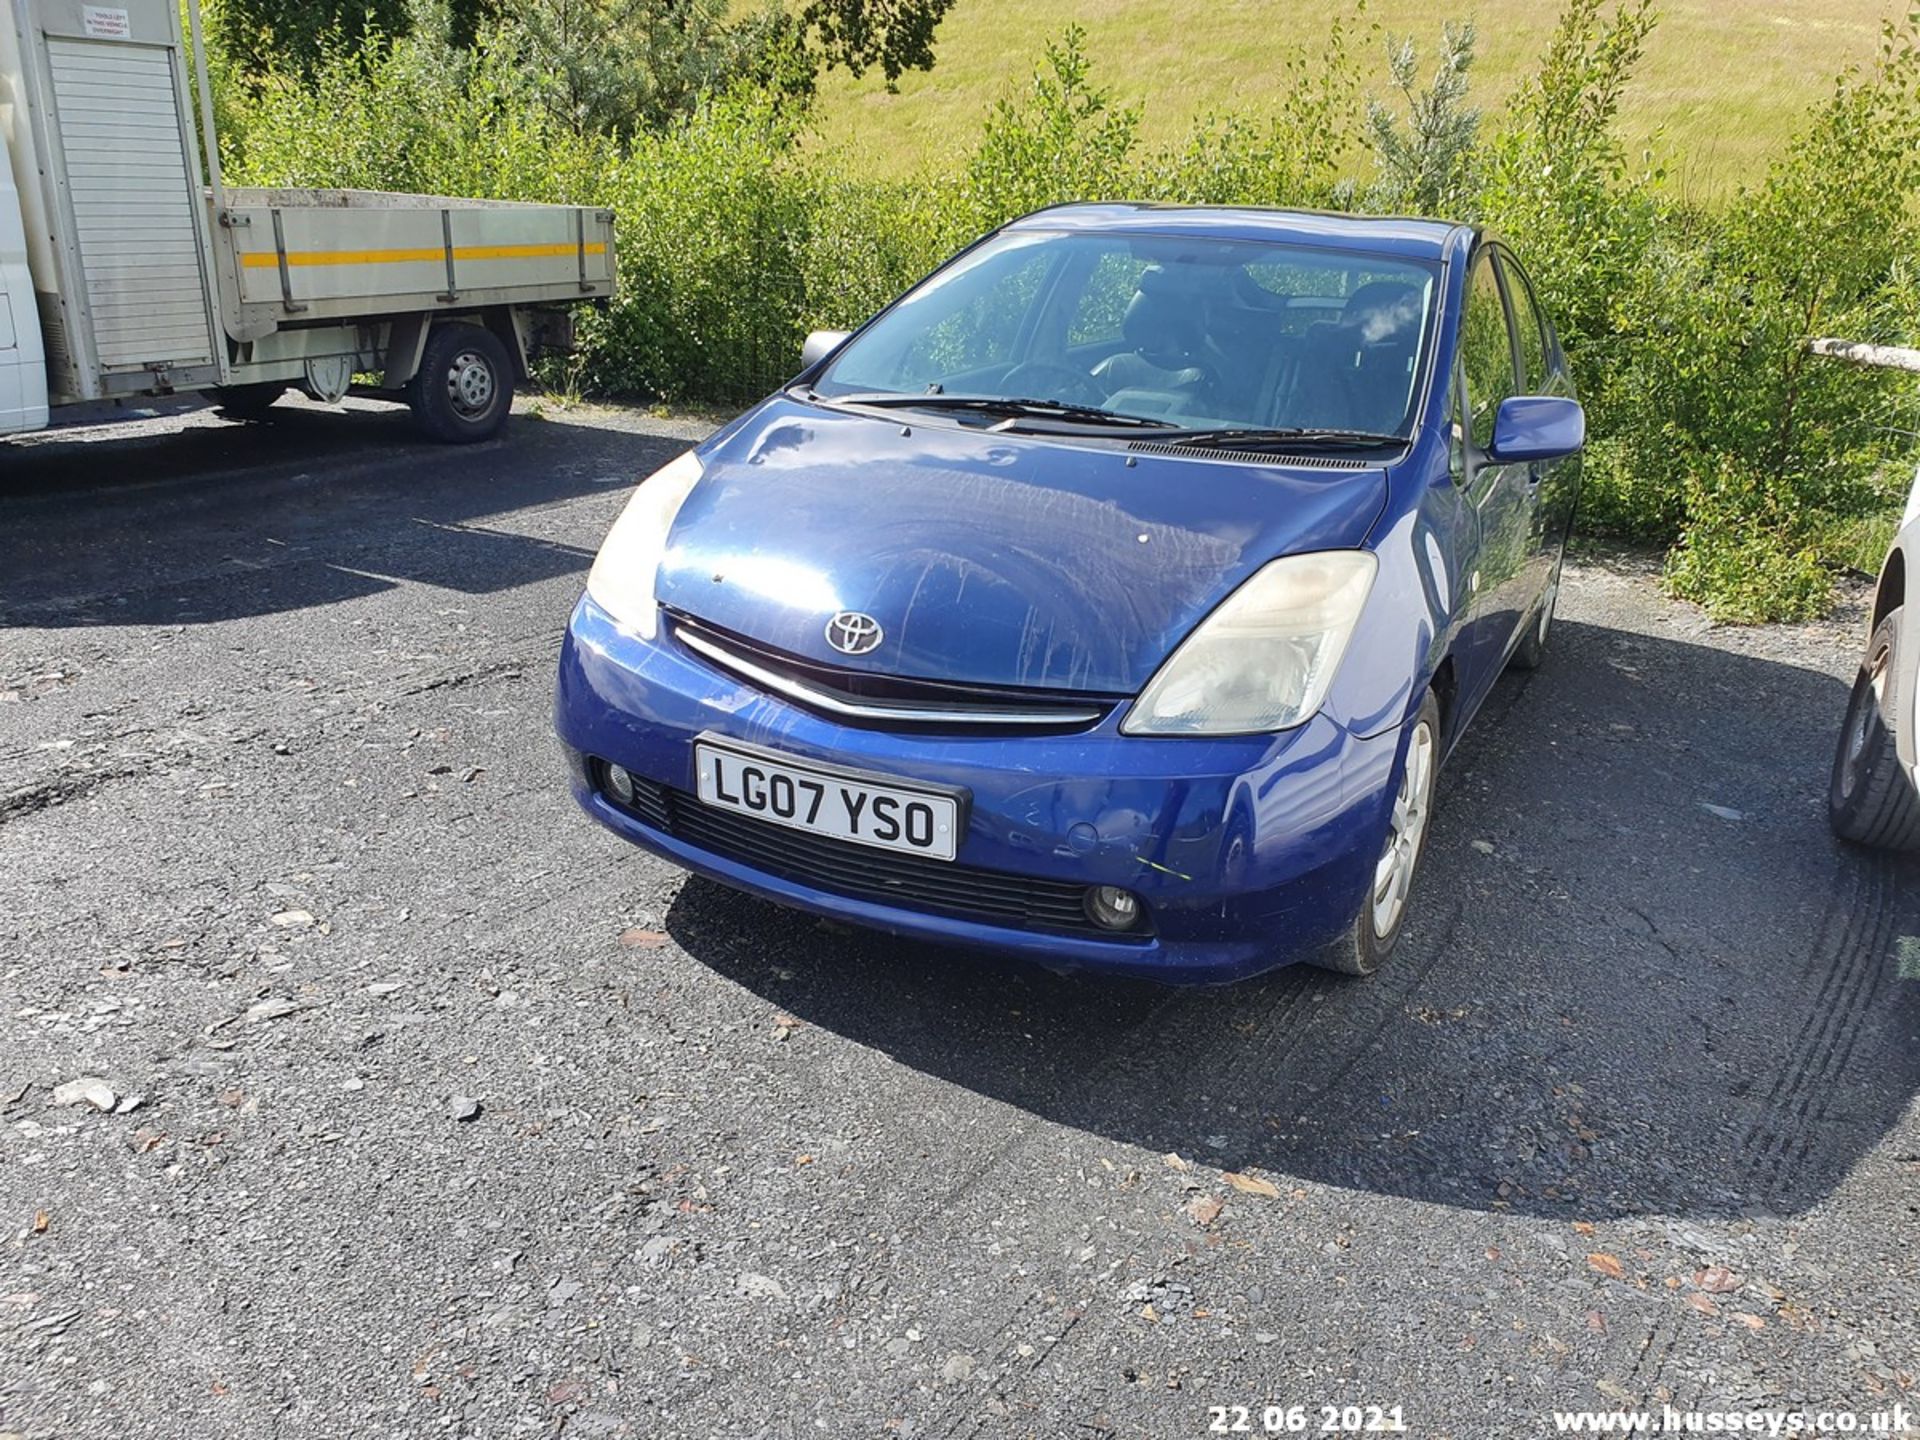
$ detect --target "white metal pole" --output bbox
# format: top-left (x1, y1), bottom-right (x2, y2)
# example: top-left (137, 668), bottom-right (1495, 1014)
top-left (185, 0), bottom-right (226, 215)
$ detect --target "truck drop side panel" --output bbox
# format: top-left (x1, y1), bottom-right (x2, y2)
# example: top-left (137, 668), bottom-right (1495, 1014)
top-left (217, 189), bottom-right (615, 330)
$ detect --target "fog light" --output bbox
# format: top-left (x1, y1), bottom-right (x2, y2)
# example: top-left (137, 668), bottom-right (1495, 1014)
top-left (605, 762), bottom-right (636, 805)
top-left (1085, 885), bottom-right (1142, 932)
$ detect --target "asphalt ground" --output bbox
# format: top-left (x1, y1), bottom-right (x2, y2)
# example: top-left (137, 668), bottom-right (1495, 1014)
top-left (2, 396), bottom-right (1916, 1440)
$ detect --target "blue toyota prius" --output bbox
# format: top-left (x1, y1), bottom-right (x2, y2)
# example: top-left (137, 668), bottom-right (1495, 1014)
top-left (555, 204), bottom-right (1583, 982)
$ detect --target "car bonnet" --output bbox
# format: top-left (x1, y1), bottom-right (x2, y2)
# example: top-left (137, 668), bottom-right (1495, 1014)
top-left (650, 397), bottom-right (1391, 695)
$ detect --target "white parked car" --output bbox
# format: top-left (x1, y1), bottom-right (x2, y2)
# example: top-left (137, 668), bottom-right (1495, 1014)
top-left (1830, 459), bottom-right (1920, 850)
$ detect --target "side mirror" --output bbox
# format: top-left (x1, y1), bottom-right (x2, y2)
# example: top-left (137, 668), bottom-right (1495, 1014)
top-left (801, 329), bottom-right (851, 371)
top-left (1487, 395), bottom-right (1585, 464)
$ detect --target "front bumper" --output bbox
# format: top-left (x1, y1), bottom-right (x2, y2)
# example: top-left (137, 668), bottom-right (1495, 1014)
top-left (554, 595), bottom-right (1407, 983)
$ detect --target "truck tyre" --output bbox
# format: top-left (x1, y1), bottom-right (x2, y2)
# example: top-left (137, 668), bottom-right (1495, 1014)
top-left (1828, 608), bottom-right (1920, 851)
top-left (408, 323), bottom-right (513, 443)
top-left (212, 383), bottom-right (286, 421)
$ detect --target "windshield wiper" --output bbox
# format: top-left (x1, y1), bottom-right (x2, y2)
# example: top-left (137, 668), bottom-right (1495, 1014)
top-left (818, 390), bottom-right (1179, 430)
top-left (1153, 426), bottom-right (1408, 450)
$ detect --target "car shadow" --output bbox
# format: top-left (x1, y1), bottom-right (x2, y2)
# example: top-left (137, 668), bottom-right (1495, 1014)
top-left (665, 618), bottom-right (1920, 1221)
top-left (0, 400), bottom-right (691, 628)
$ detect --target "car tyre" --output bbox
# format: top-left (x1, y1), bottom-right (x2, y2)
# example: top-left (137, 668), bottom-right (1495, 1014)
top-left (407, 323), bottom-right (513, 444)
top-left (1828, 607), bottom-right (1920, 851)
top-left (1312, 688), bottom-right (1442, 976)
top-left (211, 382), bottom-right (286, 421)
top-left (1508, 556), bottom-right (1560, 672)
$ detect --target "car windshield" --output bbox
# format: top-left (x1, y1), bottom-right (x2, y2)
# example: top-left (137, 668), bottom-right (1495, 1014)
top-left (811, 228), bottom-right (1440, 440)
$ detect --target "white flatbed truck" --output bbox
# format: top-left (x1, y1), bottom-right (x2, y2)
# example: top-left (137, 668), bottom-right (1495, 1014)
top-left (0, 0), bottom-right (615, 443)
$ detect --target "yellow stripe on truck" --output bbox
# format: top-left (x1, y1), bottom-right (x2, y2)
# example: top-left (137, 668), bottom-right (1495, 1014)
top-left (239, 241), bottom-right (608, 269)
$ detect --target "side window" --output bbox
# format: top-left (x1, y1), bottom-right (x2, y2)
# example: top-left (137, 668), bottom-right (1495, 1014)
top-left (1460, 250), bottom-right (1518, 451)
top-left (1497, 251), bottom-right (1551, 394)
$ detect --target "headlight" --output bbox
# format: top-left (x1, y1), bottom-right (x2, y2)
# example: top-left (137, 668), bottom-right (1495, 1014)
top-left (585, 450), bottom-right (703, 640)
top-left (1122, 550), bottom-right (1377, 735)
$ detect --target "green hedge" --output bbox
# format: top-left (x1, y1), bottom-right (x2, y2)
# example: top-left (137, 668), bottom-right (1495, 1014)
top-left (219, 3), bottom-right (1920, 622)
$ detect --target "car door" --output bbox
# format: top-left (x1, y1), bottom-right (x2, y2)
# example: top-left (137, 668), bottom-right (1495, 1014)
top-left (1455, 244), bottom-right (1533, 704)
top-left (1494, 249), bottom-right (1579, 607)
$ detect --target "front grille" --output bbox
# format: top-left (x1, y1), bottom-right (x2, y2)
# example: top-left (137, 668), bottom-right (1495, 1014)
top-left (600, 767), bottom-right (1147, 941)
top-left (669, 616), bottom-right (1116, 732)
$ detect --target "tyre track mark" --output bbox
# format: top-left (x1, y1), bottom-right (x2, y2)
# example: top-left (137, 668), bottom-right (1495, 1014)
top-left (1737, 852), bottom-right (1896, 1201)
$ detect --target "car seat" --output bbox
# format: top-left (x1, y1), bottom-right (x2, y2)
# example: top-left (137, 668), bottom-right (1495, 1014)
top-left (1278, 281), bottom-right (1423, 433)
top-left (1092, 266), bottom-right (1211, 398)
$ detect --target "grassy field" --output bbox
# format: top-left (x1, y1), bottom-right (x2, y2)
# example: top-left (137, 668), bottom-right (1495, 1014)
top-left (808, 0), bottom-right (1901, 197)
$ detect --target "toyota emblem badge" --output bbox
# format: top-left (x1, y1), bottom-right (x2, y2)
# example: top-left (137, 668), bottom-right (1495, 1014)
top-left (825, 610), bottom-right (884, 656)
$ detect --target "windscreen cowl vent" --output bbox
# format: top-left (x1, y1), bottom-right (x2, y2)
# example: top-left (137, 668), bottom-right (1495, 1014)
top-left (1125, 441), bottom-right (1371, 470)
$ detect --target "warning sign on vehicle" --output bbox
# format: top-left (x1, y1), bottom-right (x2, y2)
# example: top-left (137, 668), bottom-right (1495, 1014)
top-left (81, 6), bottom-right (130, 38)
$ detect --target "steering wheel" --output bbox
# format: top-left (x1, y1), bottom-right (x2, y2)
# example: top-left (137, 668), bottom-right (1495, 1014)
top-left (998, 361), bottom-right (1109, 409)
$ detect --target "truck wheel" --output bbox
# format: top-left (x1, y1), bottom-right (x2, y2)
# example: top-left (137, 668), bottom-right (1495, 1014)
top-left (1828, 608), bottom-right (1920, 851)
top-left (407, 323), bottom-right (513, 443)
top-left (212, 383), bottom-right (286, 421)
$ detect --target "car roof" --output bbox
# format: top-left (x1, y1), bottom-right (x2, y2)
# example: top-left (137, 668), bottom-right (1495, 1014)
top-left (1004, 202), bottom-right (1469, 261)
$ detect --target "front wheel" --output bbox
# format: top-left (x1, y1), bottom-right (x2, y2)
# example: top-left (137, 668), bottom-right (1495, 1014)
top-left (1509, 554), bottom-right (1561, 672)
top-left (407, 323), bottom-right (514, 444)
top-left (1828, 607), bottom-right (1920, 851)
top-left (1312, 689), bottom-right (1442, 976)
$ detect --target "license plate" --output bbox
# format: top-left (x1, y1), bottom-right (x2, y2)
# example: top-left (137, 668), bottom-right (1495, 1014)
top-left (693, 740), bottom-right (961, 861)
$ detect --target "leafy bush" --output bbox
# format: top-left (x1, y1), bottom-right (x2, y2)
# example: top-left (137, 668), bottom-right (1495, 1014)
top-left (1364, 21), bottom-right (1481, 217)
top-left (502, 0), bottom-right (806, 138)
top-left (584, 94), bottom-right (817, 402)
top-left (225, 21), bottom-right (619, 199)
top-left (1136, 15), bottom-right (1363, 211)
top-left (1475, 0), bottom-right (1665, 536)
top-left (1604, 12), bottom-right (1920, 614)
top-left (1664, 461), bottom-right (1834, 624)
top-left (213, 3), bottom-right (1920, 622)
top-left (958, 25), bottom-right (1140, 230)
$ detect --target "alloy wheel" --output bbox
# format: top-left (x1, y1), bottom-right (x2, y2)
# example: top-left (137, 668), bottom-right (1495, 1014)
top-left (1372, 717), bottom-right (1436, 939)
